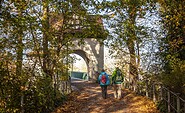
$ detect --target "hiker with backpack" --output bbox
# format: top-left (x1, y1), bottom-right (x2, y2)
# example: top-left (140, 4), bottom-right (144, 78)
top-left (98, 69), bottom-right (110, 99)
top-left (111, 67), bottom-right (124, 99)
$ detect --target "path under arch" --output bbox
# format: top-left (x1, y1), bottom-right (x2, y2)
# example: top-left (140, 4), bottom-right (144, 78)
top-left (52, 79), bottom-right (159, 113)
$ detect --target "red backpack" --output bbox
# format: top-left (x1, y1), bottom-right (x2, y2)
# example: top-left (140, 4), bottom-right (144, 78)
top-left (101, 74), bottom-right (107, 84)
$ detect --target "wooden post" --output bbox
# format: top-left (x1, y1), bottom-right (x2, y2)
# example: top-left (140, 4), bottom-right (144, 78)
top-left (160, 84), bottom-right (163, 100)
top-left (146, 80), bottom-right (149, 97)
top-left (21, 94), bottom-right (24, 113)
top-left (176, 94), bottom-right (180, 113)
top-left (153, 84), bottom-right (156, 102)
top-left (168, 91), bottom-right (171, 113)
top-left (68, 78), bottom-right (72, 93)
top-left (128, 76), bottom-right (132, 90)
top-left (65, 81), bottom-right (67, 93)
top-left (62, 81), bottom-right (64, 93)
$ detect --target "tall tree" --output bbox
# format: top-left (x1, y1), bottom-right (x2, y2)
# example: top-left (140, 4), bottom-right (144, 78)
top-left (101, 0), bottom-right (150, 91)
top-left (42, 0), bottom-right (51, 77)
top-left (15, 2), bottom-right (28, 77)
top-left (157, 0), bottom-right (185, 94)
top-left (0, 0), bottom-right (108, 112)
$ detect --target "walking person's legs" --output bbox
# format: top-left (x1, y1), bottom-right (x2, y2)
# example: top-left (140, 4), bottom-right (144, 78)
top-left (113, 84), bottom-right (118, 99)
top-left (104, 85), bottom-right (107, 99)
top-left (101, 86), bottom-right (107, 99)
top-left (101, 86), bottom-right (104, 98)
top-left (117, 84), bottom-right (122, 99)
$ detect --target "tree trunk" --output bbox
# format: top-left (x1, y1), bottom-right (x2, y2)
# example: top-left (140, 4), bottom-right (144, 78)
top-left (127, 7), bottom-right (138, 91)
top-left (127, 38), bottom-right (138, 91)
top-left (42, 1), bottom-right (50, 77)
top-left (16, 35), bottom-right (23, 76)
top-left (16, 10), bottom-right (23, 76)
top-left (16, 10), bottom-right (24, 113)
top-left (136, 38), bottom-right (140, 70)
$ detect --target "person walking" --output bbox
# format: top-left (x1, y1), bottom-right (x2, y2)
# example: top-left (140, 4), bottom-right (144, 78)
top-left (98, 69), bottom-right (110, 99)
top-left (111, 67), bottom-right (124, 99)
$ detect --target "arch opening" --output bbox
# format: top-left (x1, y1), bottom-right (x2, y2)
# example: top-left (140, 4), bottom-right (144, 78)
top-left (68, 50), bottom-right (90, 80)
top-left (69, 53), bottom-right (88, 72)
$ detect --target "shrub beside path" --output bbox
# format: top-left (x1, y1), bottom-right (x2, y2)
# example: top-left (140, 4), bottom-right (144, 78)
top-left (52, 79), bottom-right (159, 113)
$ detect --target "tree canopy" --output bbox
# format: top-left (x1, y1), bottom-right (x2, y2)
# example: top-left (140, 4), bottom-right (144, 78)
top-left (0, 0), bottom-right (184, 112)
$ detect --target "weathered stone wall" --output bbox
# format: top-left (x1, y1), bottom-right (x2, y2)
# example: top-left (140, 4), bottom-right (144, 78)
top-left (71, 38), bottom-right (104, 81)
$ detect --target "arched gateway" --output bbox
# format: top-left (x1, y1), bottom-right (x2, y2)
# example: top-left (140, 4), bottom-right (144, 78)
top-left (50, 14), bottom-right (107, 81)
top-left (72, 38), bottom-right (104, 80)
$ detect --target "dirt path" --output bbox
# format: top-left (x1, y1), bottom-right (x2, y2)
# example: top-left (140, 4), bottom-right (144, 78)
top-left (52, 79), bottom-right (159, 113)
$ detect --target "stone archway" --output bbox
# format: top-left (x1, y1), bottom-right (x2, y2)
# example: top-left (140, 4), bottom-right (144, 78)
top-left (50, 13), bottom-right (106, 81)
top-left (71, 38), bottom-right (104, 80)
top-left (72, 50), bottom-right (89, 72)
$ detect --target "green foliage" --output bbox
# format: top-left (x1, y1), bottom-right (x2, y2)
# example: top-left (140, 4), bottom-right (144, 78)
top-left (1, 0), bottom-right (107, 112)
top-left (160, 58), bottom-right (185, 96)
top-left (23, 76), bottom-right (66, 113)
top-left (0, 63), bottom-right (22, 113)
top-left (158, 0), bottom-right (185, 96)
top-left (156, 99), bottom-right (167, 113)
top-left (0, 63), bottom-right (66, 113)
top-left (99, 1), bottom-right (161, 93)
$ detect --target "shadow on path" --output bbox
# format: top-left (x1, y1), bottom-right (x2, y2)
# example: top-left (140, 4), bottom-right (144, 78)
top-left (52, 79), bottom-right (159, 113)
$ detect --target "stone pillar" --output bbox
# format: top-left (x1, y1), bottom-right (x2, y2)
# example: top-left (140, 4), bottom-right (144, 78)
top-left (88, 60), bottom-right (93, 79)
top-left (97, 43), bottom-right (104, 72)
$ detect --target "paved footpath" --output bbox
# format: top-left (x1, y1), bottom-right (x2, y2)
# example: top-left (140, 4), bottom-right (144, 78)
top-left (52, 79), bottom-right (159, 113)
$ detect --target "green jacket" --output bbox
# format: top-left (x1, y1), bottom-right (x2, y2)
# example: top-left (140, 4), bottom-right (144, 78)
top-left (111, 69), bottom-right (124, 84)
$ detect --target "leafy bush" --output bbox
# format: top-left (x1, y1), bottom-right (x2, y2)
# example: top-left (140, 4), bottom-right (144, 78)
top-left (0, 63), bottom-right (67, 113)
top-left (156, 100), bottom-right (167, 113)
top-left (161, 57), bottom-right (185, 98)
